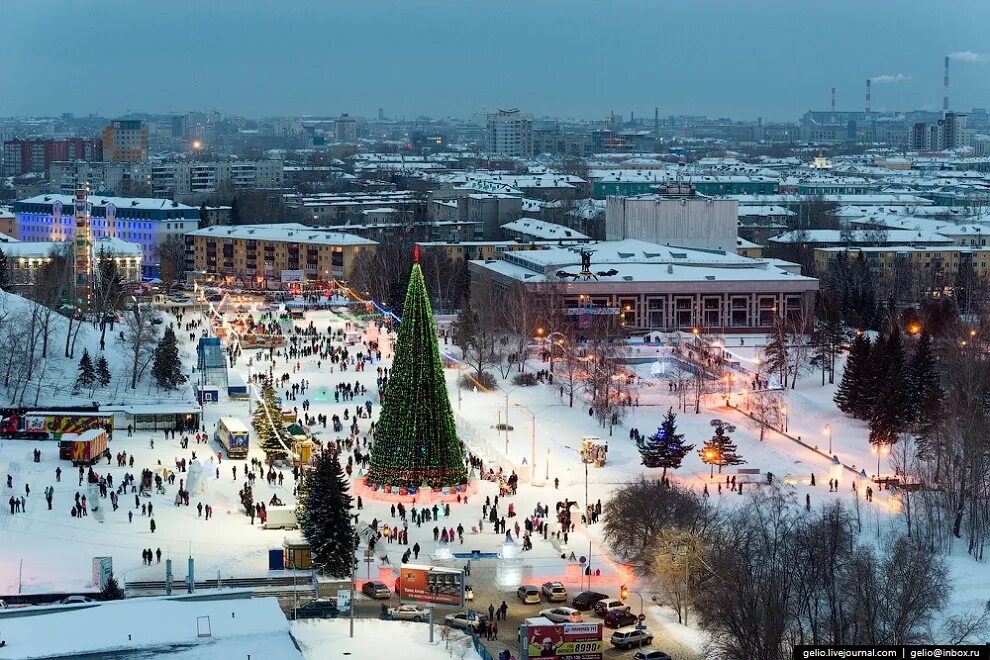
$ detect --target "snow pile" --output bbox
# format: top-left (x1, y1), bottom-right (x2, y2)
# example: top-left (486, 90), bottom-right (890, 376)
top-left (185, 459), bottom-right (209, 497)
top-left (0, 593), bottom-right (302, 660)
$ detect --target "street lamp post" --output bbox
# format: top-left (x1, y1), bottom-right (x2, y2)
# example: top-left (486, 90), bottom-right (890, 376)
top-left (780, 407), bottom-right (788, 433)
top-left (825, 424), bottom-right (832, 454)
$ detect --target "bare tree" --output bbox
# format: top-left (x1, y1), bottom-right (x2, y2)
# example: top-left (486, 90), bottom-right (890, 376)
top-left (156, 236), bottom-right (188, 290)
top-left (749, 388), bottom-right (785, 441)
top-left (123, 302), bottom-right (159, 389)
top-left (583, 322), bottom-right (629, 435)
top-left (503, 284), bottom-right (536, 373)
top-left (785, 299), bottom-right (814, 389)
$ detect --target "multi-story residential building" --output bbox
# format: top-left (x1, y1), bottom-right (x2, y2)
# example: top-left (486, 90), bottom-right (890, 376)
top-left (485, 110), bottom-right (533, 158)
top-left (48, 159), bottom-right (283, 197)
top-left (334, 114), bottom-right (359, 143)
top-left (469, 239), bottom-right (818, 333)
top-left (103, 120), bottom-right (149, 163)
top-left (4, 236), bottom-right (142, 288)
top-left (283, 191), bottom-right (426, 225)
top-left (908, 113), bottom-right (972, 151)
top-left (2, 138), bottom-right (102, 176)
top-left (13, 194), bottom-right (198, 276)
top-left (186, 223), bottom-right (376, 285)
top-left (0, 207), bottom-right (16, 238)
top-left (813, 245), bottom-right (990, 297)
top-left (149, 159), bottom-right (283, 196)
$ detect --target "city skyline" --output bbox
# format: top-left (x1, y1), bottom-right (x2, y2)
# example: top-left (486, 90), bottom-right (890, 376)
top-left (1, 0), bottom-right (988, 121)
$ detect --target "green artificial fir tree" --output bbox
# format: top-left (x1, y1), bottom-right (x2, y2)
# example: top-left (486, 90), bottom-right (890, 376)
top-left (637, 408), bottom-right (694, 479)
top-left (152, 327), bottom-right (187, 389)
top-left (298, 451), bottom-right (355, 577)
top-left (75, 349), bottom-right (96, 392)
top-left (366, 259), bottom-right (467, 488)
top-left (96, 355), bottom-right (112, 387)
top-left (252, 379), bottom-right (288, 461)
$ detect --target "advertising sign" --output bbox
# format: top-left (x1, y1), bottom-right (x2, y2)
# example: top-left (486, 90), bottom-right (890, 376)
top-left (336, 589), bottom-right (351, 613)
top-left (521, 622), bottom-right (603, 660)
top-left (91, 556), bottom-right (112, 590)
top-left (398, 564), bottom-right (464, 607)
top-left (280, 270), bottom-right (304, 283)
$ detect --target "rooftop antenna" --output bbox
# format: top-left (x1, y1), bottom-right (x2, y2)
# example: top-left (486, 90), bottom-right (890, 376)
top-left (865, 79), bottom-right (871, 121)
top-left (831, 87), bottom-right (836, 114)
top-left (943, 55), bottom-right (950, 115)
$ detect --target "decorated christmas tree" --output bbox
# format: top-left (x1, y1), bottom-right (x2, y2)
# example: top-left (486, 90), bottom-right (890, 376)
top-left (366, 260), bottom-right (467, 489)
top-left (637, 407), bottom-right (694, 479)
top-left (252, 378), bottom-right (288, 461)
top-left (698, 421), bottom-right (745, 476)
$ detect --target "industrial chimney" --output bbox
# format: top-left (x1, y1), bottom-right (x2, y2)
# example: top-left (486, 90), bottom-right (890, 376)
top-left (865, 79), bottom-right (872, 120)
top-left (831, 87), bottom-right (836, 114)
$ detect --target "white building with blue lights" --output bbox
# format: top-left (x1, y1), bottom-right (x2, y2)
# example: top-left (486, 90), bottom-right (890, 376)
top-left (13, 194), bottom-right (199, 277)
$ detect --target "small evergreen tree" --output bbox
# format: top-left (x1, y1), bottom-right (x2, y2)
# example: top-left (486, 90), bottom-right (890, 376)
top-left (198, 202), bottom-right (210, 229)
top-left (99, 573), bottom-right (125, 601)
top-left (637, 408), bottom-right (694, 479)
top-left (75, 349), bottom-right (96, 392)
top-left (762, 327), bottom-right (788, 388)
top-left (151, 327), bottom-right (186, 389)
top-left (834, 333), bottom-right (871, 417)
top-left (230, 197), bottom-right (241, 225)
top-left (698, 422), bottom-right (744, 475)
top-left (0, 248), bottom-right (9, 290)
top-left (96, 355), bottom-right (112, 386)
top-left (298, 452), bottom-right (355, 578)
top-left (252, 379), bottom-right (288, 461)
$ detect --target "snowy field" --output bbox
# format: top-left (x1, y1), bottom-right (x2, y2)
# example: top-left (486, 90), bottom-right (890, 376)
top-left (291, 618), bottom-right (480, 660)
top-left (0, 294), bottom-right (987, 658)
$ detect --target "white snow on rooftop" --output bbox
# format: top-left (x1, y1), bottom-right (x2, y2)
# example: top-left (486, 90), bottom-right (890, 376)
top-left (501, 217), bottom-right (589, 240)
top-left (187, 223), bottom-right (376, 246)
top-left (0, 593), bottom-right (302, 660)
top-left (18, 194), bottom-right (196, 212)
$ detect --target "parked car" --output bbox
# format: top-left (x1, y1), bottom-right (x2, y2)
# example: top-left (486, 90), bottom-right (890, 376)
top-left (388, 604), bottom-right (431, 622)
top-left (594, 598), bottom-right (628, 617)
top-left (540, 607), bottom-right (584, 624)
top-left (444, 611), bottom-right (489, 631)
top-left (541, 581), bottom-right (568, 602)
top-left (633, 649), bottom-right (672, 660)
top-left (517, 585), bottom-right (541, 604)
top-left (294, 599), bottom-right (339, 619)
top-left (361, 581), bottom-right (391, 599)
top-left (571, 591), bottom-right (608, 611)
top-left (58, 596), bottom-right (95, 605)
top-left (464, 585), bottom-right (474, 601)
top-left (611, 627), bottom-right (654, 649)
top-left (603, 609), bottom-right (638, 629)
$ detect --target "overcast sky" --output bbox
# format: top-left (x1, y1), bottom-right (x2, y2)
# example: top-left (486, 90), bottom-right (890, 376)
top-left (1, 0), bottom-right (988, 121)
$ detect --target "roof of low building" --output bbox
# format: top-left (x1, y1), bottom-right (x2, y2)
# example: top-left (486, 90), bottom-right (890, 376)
top-left (501, 218), bottom-right (590, 240)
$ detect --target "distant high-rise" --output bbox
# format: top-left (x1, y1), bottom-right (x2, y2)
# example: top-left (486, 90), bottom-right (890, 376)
top-left (334, 114), bottom-right (359, 144)
top-left (2, 137), bottom-right (102, 176)
top-left (484, 109), bottom-right (533, 158)
top-left (103, 120), bottom-right (148, 163)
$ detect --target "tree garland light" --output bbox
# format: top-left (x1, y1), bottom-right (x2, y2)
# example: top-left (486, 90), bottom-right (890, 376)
top-left (365, 263), bottom-right (468, 491)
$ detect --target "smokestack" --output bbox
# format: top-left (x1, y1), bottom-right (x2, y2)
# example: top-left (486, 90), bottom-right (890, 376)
top-left (943, 55), bottom-right (950, 114)
top-left (865, 79), bottom-right (871, 120)
top-left (654, 107), bottom-right (660, 152)
top-left (831, 87), bottom-right (836, 114)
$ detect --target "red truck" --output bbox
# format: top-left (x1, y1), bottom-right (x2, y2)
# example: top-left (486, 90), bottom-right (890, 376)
top-left (58, 429), bottom-right (109, 466)
top-left (0, 411), bottom-right (113, 441)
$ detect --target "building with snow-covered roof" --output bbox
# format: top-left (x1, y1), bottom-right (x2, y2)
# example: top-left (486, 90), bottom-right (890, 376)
top-left (0, 591), bottom-right (302, 659)
top-left (13, 193), bottom-right (198, 276)
top-left (501, 218), bottom-right (590, 242)
top-left (186, 223), bottom-right (376, 285)
top-left (769, 229), bottom-right (954, 249)
top-left (469, 239), bottom-right (818, 333)
top-left (4, 236), bottom-right (142, 287)
top-left (813, 245), bottom-right (990, 293)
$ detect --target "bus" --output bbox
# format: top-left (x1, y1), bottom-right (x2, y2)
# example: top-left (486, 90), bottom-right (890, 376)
top-left (215, 417), bottom-right (250, 459)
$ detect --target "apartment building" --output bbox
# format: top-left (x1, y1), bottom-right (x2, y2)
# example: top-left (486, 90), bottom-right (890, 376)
top-left (186, 223), bottom-right (376, 284)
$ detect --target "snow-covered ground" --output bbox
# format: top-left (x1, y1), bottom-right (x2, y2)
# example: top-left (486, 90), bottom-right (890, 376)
top-left (291, 618), bottom-right (480, 660)
top-left (0, 293), bottom-right (986, 658)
